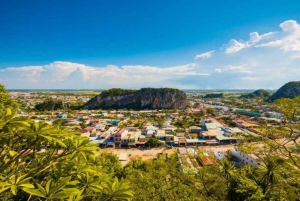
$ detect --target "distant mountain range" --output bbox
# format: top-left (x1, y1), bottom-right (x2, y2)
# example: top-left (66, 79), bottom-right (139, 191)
top-left (238, 81), bottom-right (300, 101)
top-left (240, 89), bottom-right (272, 99)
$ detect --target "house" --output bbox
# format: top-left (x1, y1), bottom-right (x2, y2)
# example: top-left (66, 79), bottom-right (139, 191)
top-left (162, 126), bottom-right (177, 132)
top-left (231, 148), bottom-right (260, 166)
top-left (189, 126), bottom-right (202, 133)
top-left (114, 129), bottom-right (127, 147)
top-left (200, 131), bottom-right (218, 139)
top-left (198, 156), bottom-right (218, 166)
top-left (116, 127), bottom-right (142, 147)
top-left (165, 134), bottom-right (174, 142)
top-left (186, 138), bottom-right (206, 146)
top-left (203, 122), bottom-right (223, 131)
top-left (138, 135), bottom-right (146, 142)
top-left (126, 130), bottom-right (141, 146)
top-left (178, 138), bottom-right (187, 146)
top-left (146, 130), bottom-right (155, 136)
top-left (145, 125), bottom-right (158, 132)
top-left (155, 129), bottom-right (166, 140)
top-left (90, 119), bottom-right (101, 124)
top-left (79, 127), bottom-right (95, 133)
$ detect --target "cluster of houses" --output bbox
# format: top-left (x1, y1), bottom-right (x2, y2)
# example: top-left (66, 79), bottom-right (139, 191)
top-left (77, 115), bottom-right (249, 149)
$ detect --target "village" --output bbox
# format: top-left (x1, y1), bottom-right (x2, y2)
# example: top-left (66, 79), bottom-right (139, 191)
top-left (8, 90), bottom-right (286, 169)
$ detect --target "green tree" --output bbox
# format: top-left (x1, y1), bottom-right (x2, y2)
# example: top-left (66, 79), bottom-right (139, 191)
top-left (0, 84), bottom-right (19, 115)
top-left (35, 99), bottom-right (64, 111)
top-left (145, 138), bottom-right (162, 147)
top-left (79, 121), bottom-right (88, 129)
top-left (122, 155), bottom-right (201, 201)
top-left (0, 108), bottom-right (134, 200)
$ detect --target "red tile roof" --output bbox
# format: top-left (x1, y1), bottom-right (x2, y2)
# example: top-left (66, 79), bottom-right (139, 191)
top-left (117, 128), bottom-right (125, 134)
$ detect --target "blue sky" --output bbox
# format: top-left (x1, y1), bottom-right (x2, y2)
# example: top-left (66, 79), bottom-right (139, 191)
top-left (1, 0), bottom-right (300, 89)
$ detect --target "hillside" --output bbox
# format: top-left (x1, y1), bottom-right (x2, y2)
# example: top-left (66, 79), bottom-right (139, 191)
top-left (240, 89), bottom-right (272, 99)
top-left (35, 99), bottom-right (64, 111)
top-left (84, 88), bottom-right (188, 109)
top-left (270, 81), bottom-right (300, 101)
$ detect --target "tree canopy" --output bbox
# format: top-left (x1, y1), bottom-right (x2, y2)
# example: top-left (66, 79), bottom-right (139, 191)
top-left (35, 99), bottom-right (64, 111)
top-left (0, 84), bottom-right (19, 115)
top-left (0, 108), bottom-right (134, 200)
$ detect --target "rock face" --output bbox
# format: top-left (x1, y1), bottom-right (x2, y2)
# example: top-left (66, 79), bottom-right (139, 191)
top-left (84, 88), bottom-right (188, 110)
top-left (270, 81), bottom-right (300, 101)
top-left (240, 89), bottom-right (272, 99)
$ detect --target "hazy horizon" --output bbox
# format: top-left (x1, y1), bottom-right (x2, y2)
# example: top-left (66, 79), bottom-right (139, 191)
top-left (7, 88), bottom-right (278, 91)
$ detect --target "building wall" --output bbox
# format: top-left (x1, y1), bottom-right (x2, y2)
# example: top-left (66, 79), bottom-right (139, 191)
top-left (232, 149), bottom-right (258, 166)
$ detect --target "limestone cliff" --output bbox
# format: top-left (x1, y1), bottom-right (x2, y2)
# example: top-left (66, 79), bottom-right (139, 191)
top-left (83, 88), bottom-right (188, 110)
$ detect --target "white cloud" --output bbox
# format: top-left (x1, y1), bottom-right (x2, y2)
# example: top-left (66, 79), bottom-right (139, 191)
top-left (195, 50), bottom-right (215, 59)
top-left (232, 20), bottom-right (300, 53)
top-left (240, 77), bottom-right (258, 80)
top-left (249, 32), bottom-right (274, 43)
top-left (225, 39), bottom-right (250, 54)
top-left (224, 30), bottom-right (276, 54)
top-left (220, 65), bottom-right (252, 74)
top-left (0, 61), bottom-right (209, 89)
top-left (214, 68), bottom-right (222, 73)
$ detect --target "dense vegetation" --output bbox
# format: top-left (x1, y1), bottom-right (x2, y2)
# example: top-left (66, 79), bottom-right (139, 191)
top-left (270, 81), bottom-right (300, 101)
top-left (139, 87), bottom-right (180, 93)
top-left (203, 93), bottom-right (224, 98)
top-left (35, 99), bottom-right (64, 111)
top-left (0, 84), bottom-right (19, 115)
top-left (101, 88), bottom-right (138, 98)
top-left (0, 108), bottom-right (134, 200)
top-left (240, 89), bottom-right (272, 99)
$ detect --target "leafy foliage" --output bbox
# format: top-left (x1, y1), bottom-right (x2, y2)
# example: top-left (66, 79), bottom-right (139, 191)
top-left (0, 108), bottom-right (134, 200)
top-left (145, 138), bottom-right (162, 147)
top-left (101, 88), bottom-right (138, 98)
top-left (35, 99), bottom-right (64, 111)
top-left (0, 84), bottom-right (19, 115)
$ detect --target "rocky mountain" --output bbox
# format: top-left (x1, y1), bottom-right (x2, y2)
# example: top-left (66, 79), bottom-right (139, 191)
top-left (240, 89), bottom-right (272, 99)
top-left (83, 88), bottom-right (188, 110)
top-left (270, 81), bottom-right (300, 101)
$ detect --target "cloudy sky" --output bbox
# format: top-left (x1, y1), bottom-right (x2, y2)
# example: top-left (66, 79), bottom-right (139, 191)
top-left (1, 0), bottom-right (300, 89)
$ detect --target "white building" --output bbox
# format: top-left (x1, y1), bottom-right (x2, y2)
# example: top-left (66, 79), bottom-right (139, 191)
top-left (231, 148), bottom-right (260, 166)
